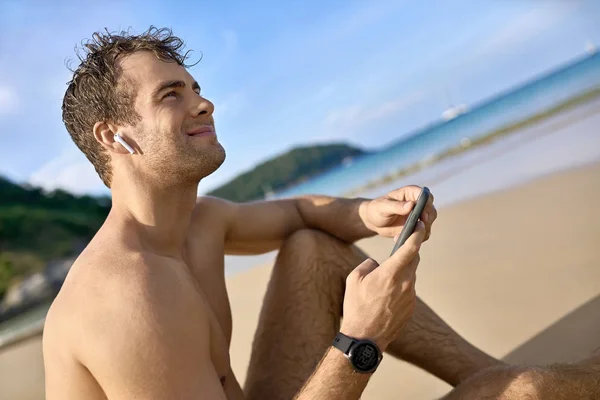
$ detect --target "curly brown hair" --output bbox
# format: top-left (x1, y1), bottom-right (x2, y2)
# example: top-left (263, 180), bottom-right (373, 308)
top-left (62, 26), bottom-right (198, 188)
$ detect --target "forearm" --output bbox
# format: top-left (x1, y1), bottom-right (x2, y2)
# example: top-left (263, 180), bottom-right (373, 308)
top-left (295, 195), bottom-right (374, 243)
top-left (294, 348), bottom-right (372, 400)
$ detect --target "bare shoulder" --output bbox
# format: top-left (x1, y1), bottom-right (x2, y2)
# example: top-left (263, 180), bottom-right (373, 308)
top-left (46, 240), bottom-right (206, 348)
top-left (191, 195), bottom-right (237, 231)
top-left (44, 238), bottom-right (219, 398)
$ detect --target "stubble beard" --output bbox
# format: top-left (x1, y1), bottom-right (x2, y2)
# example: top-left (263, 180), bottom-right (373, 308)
top-left (142, 126), bottom-right (227, 187)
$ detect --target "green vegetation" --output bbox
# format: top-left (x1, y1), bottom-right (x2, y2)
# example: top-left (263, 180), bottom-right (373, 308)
top-left (0, 177), bottom-right (111, 298)
top-left (0, 253), bottom-right (15, 300)
top-left (208, 143), bottom-right (366, 202)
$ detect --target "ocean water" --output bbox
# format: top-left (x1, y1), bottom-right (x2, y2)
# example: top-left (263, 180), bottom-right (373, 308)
top-left (275, 52), bottom-right (600, 199)
top-left (220, 52), bottom-right (600, 277)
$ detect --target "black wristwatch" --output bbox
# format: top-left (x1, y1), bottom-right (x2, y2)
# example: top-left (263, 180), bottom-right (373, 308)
top-left (332, 332), bottom-right (383, 373)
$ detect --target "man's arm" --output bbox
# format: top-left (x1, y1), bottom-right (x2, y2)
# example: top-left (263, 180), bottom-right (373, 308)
top-left (197, 195), bottom-right (374, 255)
top-left (293, 348), bottom-right (373, 400)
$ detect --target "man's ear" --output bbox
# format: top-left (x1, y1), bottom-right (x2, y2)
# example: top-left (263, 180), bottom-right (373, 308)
top-left (93, 121), bottom-right (131, 154)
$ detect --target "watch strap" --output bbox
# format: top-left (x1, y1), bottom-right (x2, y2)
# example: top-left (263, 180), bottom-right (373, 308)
top-left (333, 332), bottom-right (355, 354)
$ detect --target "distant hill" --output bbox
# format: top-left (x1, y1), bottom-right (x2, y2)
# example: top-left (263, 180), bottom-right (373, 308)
top-left (208, 143), bottom-right (366, 202)
top-left (0, 177), bottom-right (111, 297)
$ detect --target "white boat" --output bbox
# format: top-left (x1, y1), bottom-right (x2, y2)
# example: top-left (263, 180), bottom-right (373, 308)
top-left (441, 86), bottom-right (468, 121)
top-left (442, 103), bottom-right (469, 121)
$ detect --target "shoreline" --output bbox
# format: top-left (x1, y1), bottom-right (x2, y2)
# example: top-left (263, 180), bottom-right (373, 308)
top-left (343, 85), bottom-right (600, 198)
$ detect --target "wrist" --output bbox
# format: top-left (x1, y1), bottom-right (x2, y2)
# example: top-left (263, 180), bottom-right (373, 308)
top-left (339, 323), bottom-right (390, 352)
top-left (357, 199), bottom-right (376, 235)
top-left (332, 331), bottom-right (384, 374)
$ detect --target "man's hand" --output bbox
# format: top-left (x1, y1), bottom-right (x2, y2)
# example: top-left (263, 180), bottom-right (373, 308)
top-left (359, 185), bottom-right (437, 240)
top-left (340, 221), bottom-right (426, 350)
top-left (295, 223), bottom-right (425, 400)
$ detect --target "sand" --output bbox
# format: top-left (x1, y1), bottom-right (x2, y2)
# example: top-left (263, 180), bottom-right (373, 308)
top-left (228, 161), bottom-right (600, 399)
top-left (2, 161), bottom-right (600, 400)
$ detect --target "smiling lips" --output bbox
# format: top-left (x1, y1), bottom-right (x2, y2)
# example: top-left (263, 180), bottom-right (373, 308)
top-left (186, 125), bottom-right (215, 137)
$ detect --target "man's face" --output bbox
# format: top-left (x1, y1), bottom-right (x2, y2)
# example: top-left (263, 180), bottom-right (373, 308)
top-left (117, 51), bottom-right (225, 186)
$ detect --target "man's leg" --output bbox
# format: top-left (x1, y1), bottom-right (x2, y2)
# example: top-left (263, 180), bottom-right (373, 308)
top-left (385, 297), bottom-right (502, 386)
top-left (244, 230), bottom-right (501, 399)
top-left (441, 351), bottom-right (600, 400)
top-left (243, 229), bottom-right (358, 400)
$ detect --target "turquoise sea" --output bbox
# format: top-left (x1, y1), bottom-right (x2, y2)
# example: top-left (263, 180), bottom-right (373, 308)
top-left (222, 51), bottom-right (600, 276)
top-left (275, 52), bottom-right (600, 199)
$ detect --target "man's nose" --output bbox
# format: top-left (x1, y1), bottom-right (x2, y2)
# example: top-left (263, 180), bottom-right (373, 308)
top-left (192, 96), bottom-right (215, 117)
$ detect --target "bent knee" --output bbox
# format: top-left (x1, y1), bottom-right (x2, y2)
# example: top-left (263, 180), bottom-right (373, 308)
top-left (283, 229), bottom-right (335, 250)
top-left (279, 229), bottom-right (367, 275)
top-left (282, 229), bottom-right (353, 259)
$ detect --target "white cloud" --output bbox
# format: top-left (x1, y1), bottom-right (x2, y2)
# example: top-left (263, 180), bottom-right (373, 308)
top-left (315, 89), bottom-right (431, 143)
top-left (474, 2), bottom-right (580, 56)
top-left (324, 89), bottom-right (429, 130)
top-left (324, 105), bottom-right (363, 127)
top-left (0, 84), bottom-right (19, 116)
top-left (29, 150), bottom-right (107, 195)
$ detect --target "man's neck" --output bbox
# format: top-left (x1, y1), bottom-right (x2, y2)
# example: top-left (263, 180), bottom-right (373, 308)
top-left (109, 177), bottom-right (199, 258)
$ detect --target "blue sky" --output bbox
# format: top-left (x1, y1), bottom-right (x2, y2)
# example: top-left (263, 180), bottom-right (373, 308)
top-left (0, 0), bottom-right (598, 196)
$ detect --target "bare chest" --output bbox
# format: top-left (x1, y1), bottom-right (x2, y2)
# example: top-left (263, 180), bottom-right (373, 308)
top-left (184, 228), bottom-right (233, 344)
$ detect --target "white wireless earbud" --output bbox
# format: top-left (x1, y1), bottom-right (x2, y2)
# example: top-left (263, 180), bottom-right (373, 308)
top-left (114, 133), bottom-right (135, 154)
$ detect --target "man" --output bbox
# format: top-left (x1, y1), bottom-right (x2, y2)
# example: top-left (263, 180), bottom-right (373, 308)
top-left (43, 27), bottom-right (599, 399)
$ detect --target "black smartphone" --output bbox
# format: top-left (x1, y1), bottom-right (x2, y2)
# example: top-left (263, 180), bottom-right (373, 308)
top-left (389, 186), bottom-right (430, 256)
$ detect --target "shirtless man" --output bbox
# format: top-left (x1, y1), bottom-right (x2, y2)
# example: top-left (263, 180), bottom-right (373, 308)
top-left (43, 27), bottom-right (600, 400)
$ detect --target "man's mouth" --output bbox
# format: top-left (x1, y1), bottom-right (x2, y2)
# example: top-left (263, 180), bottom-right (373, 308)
top-left (186, 125), bottom-right (215, 137)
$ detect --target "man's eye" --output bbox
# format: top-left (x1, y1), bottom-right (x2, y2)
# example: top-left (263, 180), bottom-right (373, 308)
top-left (163, 91), bottom-right (177, 99)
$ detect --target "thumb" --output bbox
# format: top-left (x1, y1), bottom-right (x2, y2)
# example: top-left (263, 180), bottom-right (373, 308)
top-left (351, 258), bottom-right (380, 279)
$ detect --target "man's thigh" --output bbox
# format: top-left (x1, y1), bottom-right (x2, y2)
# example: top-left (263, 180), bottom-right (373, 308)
top-left (243, 229), bottom-right (366, 400)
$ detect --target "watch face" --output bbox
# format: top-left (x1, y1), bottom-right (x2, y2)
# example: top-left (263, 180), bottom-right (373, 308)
top-left (350, 341), bottom-right (380, 373)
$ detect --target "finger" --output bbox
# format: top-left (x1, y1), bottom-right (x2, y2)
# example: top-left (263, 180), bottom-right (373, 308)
top-left (413, 253), bottom-right (420, 276)
top-left (405, 220), bottom-right (427, 248)
top-left (384, 221), bottom-right (426, 271)
top-left (421, 192), bottom-right (436, 224)
top-left (398, 258), bottom-right (419, 294)
top-left (412, 269), bottom-right (418, 291)
top-left (425, 205), bottom-right (437, 241)
top-left (387, 185), bottom-right (421, 202)
top-left (348, 258), bottom-right (380, 282)
top-left (380, 198), bottom-right (414, 217)
top-left (405, 252), bottom-right (420, 281)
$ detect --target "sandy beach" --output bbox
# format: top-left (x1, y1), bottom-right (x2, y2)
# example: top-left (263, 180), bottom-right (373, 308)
top-left (1, 160), bottom-right (599, 399)
top-left (228, 160), bottom-right (600, 399)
